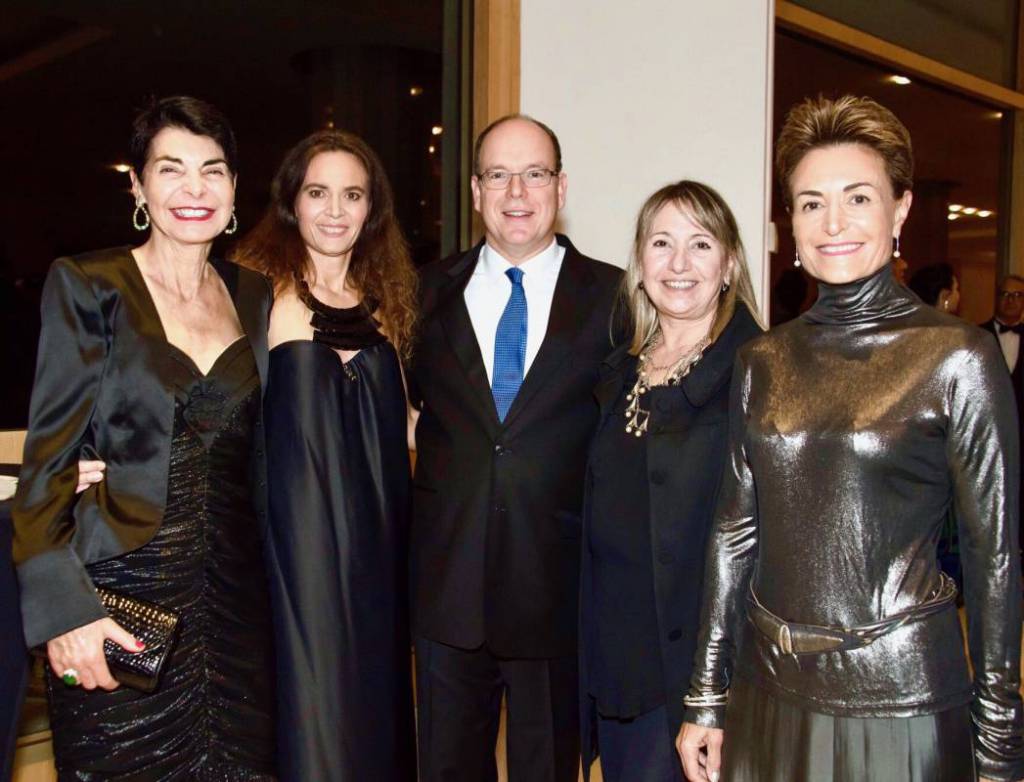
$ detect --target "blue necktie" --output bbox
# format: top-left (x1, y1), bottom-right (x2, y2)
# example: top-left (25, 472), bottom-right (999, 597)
top-left (492, 267), bottom-right (527, 422)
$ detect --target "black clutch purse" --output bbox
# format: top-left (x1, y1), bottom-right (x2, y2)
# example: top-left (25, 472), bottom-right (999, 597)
top-left (95, 587), bottom-right (180, 692)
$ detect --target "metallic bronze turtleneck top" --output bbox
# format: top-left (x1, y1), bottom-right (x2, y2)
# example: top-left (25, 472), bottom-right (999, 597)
top-left (685, 265), bottom-right (1024, 779)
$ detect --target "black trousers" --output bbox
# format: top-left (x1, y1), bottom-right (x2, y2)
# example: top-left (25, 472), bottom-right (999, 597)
top-left (414, 637), bottom-right (580, 782)
top-left (597, 704), bottom-right (684, 782)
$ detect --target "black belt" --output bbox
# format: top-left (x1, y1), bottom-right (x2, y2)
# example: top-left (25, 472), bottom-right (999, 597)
top-left (747, 573), bottom-right (958, 656)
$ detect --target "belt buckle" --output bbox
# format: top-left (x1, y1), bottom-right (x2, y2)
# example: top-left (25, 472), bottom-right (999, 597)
top-left (777, 623), bottom-right (794, 655)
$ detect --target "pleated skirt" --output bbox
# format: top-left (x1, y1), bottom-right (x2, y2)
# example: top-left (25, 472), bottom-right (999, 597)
top-left (721, 676), bottom-right (976, 782)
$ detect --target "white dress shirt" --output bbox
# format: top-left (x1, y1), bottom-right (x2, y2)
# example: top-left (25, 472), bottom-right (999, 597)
top-left (996, 321), bottom-right (1020, 373)
top-left (464, 239), bottom-right (565, 383)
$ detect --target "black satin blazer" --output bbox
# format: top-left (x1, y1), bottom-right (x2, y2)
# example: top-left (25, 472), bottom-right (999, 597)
top-left (12, 247), bottom-right (272, 648)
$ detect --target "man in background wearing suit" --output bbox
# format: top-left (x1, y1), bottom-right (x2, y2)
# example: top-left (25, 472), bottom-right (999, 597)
top-left (981, 273), bottom-right (1024, 577)
top-left (408, 115), bottom-right (622, 782)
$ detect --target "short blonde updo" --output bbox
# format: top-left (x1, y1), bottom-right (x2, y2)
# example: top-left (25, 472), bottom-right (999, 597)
top-left (775, 95), bottom-right (913, 210)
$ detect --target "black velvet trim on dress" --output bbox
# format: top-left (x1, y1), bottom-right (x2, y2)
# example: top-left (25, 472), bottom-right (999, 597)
top-left (297, 279), bottom-right (387, 351)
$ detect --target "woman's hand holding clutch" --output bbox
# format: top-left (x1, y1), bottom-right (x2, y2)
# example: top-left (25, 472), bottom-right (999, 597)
top-left (46, 617), bottom-right (143, 690)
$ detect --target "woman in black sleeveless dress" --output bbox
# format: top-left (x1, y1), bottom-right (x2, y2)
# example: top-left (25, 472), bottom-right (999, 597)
top-left (13, 98), bottom-right (276, 780)
top-left (235, 130), bottom-right (418, 781)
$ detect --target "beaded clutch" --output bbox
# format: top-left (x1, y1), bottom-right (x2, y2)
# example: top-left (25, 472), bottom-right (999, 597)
top-left (95, 587), bottom-right (180, 692)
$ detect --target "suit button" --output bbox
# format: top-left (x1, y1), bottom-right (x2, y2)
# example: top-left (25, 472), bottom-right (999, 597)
top-left (658, 551), bottom-right (674, 565)
top-left (650, 470), bottom-right (666, 485)
top-left (668, 629), bottom-right (682, 641)
top-left (494, 445), bottom-right (508, 456)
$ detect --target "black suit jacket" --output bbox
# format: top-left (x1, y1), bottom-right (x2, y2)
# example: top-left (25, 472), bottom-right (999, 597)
top-left (12, 247), bottom-right (271, 647)
top-left (578, 304), bottom-right (761, 775)
top-left (409, 234), bottom-right (622, 658)
top-left (981, 318), bottom-right (1024, 406)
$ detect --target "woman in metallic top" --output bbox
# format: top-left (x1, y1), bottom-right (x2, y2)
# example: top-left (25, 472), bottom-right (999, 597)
top-left (678, 95), bottom-right (1024, 782)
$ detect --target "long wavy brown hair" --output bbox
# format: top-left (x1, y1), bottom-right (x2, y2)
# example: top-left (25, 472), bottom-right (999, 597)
top-left (234, 130), bottom-right (418, 359)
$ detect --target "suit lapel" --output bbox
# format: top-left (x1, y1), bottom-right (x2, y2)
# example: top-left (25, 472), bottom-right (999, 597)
top-left (594, 344), bottom-right (632, 424)
top-left (501, 239), bottom-right (595, 430)
top-left (436, 243), bottom-right (503, 432)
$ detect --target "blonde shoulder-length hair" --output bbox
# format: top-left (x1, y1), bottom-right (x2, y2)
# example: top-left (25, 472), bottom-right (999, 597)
top-left (621, 180), bottom-right (763, 355)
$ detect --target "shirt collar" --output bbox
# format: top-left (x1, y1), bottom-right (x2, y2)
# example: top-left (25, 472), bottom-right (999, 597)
top-left (479, 238), bottom-right (560, 279)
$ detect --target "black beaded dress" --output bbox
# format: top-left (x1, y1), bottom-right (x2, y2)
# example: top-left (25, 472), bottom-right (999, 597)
top-left (263, 289), bottom-right (416, 781)
top-left (46, 338), bottom-right (277, 781)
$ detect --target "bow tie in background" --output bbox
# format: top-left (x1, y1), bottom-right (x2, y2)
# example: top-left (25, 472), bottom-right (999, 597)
top-left (997, 322), bottom-right (1024, 335)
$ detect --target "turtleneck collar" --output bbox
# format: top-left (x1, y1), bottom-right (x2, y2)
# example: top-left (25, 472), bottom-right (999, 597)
top-left (803, 262), bottom-right (917, 326)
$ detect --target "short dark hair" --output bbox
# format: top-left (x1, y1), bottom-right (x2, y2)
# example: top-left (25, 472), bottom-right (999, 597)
top-left (999, 274), bottom-right (1024, 291)
top-left (129, 96), bottom-right (238, 181)
top-left (775, 95), bottom-right (913, 210)
top-left (907, 263), bottom-right (955, 307)
top-left (472, 113), bottom-right (562, 175)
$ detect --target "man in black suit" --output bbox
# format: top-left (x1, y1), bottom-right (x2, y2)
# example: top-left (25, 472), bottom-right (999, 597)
top-left (408, 115), bottom-right (621, 782)
top-left (981, 273), bottom-right (1024, 575)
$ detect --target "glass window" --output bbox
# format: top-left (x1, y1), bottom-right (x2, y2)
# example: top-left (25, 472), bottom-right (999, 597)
top-left (771, 31), bottom-right (1006, 326)
top-left (790, 0), bottom-right (1020, 88)
top-left (0, 2), bottom-right (465, 428)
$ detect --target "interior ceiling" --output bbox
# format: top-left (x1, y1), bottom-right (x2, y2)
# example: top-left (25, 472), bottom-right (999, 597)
top-left (774, 29), bottom-right (1004, 216)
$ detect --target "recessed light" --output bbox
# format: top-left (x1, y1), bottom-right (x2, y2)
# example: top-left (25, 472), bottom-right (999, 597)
top-left (977, 210), bottom-right (993, 217)
top-left (989, 111), bottom-right (1004, 120)
top-left (948, 204), bottom-right (963, 212)
top-left (887, 75), bottom-right (911, 85)
top-left (428, 145), bottom-right (436, 154)
top-left (962, 207), bottom-right (977, 215)
top-left (112, 164), bottom-right (131, 173)
top-left (431, 125), bottom-right (443, 136)
top-left (947, 213), bottom-right (960, 221)
top-left (409, 86), bottom-right (424, 96)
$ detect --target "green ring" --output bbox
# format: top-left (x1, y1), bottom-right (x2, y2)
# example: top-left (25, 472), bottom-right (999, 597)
top-left (61, 672), bottom-right (79, 687)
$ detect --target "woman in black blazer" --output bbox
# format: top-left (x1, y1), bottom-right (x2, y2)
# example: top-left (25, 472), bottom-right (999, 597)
top-left (579, 181), bottom-right (762, 781)
top-left (12, 96), bottom-right (276, 779)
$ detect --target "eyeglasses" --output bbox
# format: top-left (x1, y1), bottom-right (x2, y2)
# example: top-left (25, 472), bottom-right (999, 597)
top-left (999, 290), bottom-right (1024, 300)
top-left (477, 168), bottom-right (558, 189)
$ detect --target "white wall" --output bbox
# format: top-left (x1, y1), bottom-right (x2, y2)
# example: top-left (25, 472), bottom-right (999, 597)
top-left (520, 0), bottom-right (775, 313)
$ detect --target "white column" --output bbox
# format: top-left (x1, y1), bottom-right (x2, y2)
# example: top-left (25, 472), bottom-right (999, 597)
top-left (520, 0), bottom-right (776, 316)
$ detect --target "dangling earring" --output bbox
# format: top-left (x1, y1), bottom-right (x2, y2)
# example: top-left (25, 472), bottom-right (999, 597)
top-left (224, 208), bottom-right (238, 235)
top-left (132, 202), bottom-right (150, 232)
top-left (893, 236), bottom-right (901, 258)
top-left (794, 250), bottom-right (802, 268)
top-left (721, 281), bottom-right (730, 293)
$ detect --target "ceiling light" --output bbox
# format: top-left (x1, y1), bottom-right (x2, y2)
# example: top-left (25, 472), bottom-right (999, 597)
top-left (948, 204), bottom-right (963, 212)
top-left (887, 75), bottom-right (911, 85)
top-left (962, 207), bottom-right (977, 215)
top-left (977, 210), bottom-right (993, 217)
top-left (428, 145), bottom-right (436, 154)
top-left (409, 86), bottom-right (424, 96)
top-left (111, 163), bottom-right (131, 173)
top-left (947, 213), bottom-right (960, 221)
top-left (989, 111), bottom-right (1004, 120)
top-left (431, 125), bottom-right (443, 136)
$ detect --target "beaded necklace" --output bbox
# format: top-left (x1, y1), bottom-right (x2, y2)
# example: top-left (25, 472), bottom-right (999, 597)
top-left (624, 333), bottom-right (710, 437)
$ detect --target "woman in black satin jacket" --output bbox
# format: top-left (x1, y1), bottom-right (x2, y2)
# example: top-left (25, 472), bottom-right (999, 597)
top-left (12, 96), bottom-right (276, 780)
top-left (579, 181), bottom-right (763, 782)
